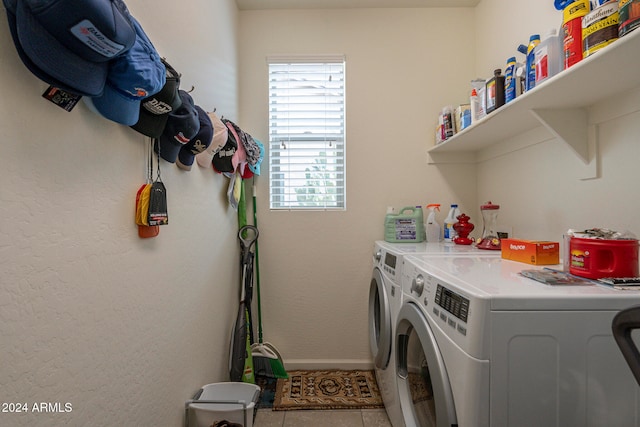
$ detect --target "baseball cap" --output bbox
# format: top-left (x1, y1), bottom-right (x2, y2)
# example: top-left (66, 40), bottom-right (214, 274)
top-left (195, 111), bottom-right (228, 168)
top-left (248, 138), bottom-right (264, 176)
top-left (3, 2), bottom-right (91, 95)
top-left (3, 0), bottom-right (136, 96)
top-left (130, 59), bottom-right (182, 138)
top-left (212, 122), bottom-right (237, 173)
top-left (226, 120), bottom-right (261, 170)
top-left (176, 106), bottom-right (214, 171)
top-left (156, 90), bottom-right (200, 163)
top-left (227, 121), bottom-right (246, 173)
top-left (86, 17), bottom-right (165, 125)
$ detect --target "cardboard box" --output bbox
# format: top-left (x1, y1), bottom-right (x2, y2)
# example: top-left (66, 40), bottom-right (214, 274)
top-left (501, 238), bottom-right (560, 265)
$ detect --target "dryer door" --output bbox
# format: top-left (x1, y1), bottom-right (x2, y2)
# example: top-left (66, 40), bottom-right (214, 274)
top-left (369, 267), bottom-right (392, 369)
top-left (396, 302), bottom-right (457, 427)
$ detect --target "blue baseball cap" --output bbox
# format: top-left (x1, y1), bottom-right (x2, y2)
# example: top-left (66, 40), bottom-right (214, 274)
top-left (156, 90), bottom-right (200, 163)
top-left (177, 106), bottom-right (214, 171)
top-left (4, 3), bottom-right (88, 95)
top-left (3, 0), bottom-right (136, 96)
top-left (86, 17), bottom-right (166, 125)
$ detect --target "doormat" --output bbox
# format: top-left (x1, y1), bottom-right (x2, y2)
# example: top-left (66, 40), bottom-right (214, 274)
top-left (273, 369), bottom-right (384, 411)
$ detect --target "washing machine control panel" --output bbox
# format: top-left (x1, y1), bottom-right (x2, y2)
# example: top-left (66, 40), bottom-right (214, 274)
top-left (435, 284), bottom-right (470, 323)
top-left (382, 252), bottom-right (397, 277)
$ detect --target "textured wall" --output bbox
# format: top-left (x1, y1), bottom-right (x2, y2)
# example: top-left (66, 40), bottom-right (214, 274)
top-left (0, 1), bottom-right (240, 426)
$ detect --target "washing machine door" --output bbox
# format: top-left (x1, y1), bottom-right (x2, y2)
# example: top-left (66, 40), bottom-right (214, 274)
top-left (396, 302), bottom-right (457, 427)
top-left (369, 267), bottom-right (392, 369)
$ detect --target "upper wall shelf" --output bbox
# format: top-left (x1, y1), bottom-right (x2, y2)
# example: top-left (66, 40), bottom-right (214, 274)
top-left (428, 27), bottom-right (640, 165)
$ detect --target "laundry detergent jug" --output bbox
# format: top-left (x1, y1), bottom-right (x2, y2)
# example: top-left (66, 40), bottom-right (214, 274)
top-left (384, 206), bottom-right (425, 243)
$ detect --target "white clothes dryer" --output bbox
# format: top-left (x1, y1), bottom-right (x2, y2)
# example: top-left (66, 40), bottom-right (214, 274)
top-left (369, 241), bottom-right (500, 427)
top-left (396, 254), bottom-right (640, 427)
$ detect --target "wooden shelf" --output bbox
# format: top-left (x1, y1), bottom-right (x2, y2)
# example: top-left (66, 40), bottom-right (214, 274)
top-left (428, 28), bottom-right (640, 167)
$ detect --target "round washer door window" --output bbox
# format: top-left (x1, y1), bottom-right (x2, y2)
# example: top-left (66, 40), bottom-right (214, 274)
top-left (369, 267), bottom-right (392, 369)
top-left (396, 302), bottom-right (457, 427)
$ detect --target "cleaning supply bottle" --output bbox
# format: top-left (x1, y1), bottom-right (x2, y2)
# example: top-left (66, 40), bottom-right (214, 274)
top-left (442, 106), bottom-right (454, 139)
top-left (485, 69), bottom-right (505, 114)
top-left (469, 88), bottom-right (479, 124)
top-left (535, 28), bottom-right (563, 85)
top-left (443, 204), bottom-right (461, 243)
top-left (525, 34), bottom-right (541, 92)
top-left (471, 78), bottom-right (487, 121)
top-left (384, 206), bottom-right (425, 243)
top-left (425, 204), bottom-right (441, 243)
top-left (504, 57), bottom-right (520, 103)
top-left (562, 0), bottom-right (589, 69)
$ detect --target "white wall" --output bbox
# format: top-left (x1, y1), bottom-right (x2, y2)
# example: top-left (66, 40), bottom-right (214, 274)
top-left (0, 1), bottom-right (239, 426)
top-left (474, 0), bottom-right (640, 243)
top-left (238, 8), bottom-right (478, 369)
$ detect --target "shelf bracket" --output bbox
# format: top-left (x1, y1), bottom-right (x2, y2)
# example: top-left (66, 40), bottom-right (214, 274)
top-left (531, 108), bottom-right (598, 180)
top-left (530, 108), bottom-right (589, 163)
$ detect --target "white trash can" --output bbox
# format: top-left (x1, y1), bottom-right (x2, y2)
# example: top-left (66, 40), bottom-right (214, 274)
top-left (186, 382), bottom-right (261, 427)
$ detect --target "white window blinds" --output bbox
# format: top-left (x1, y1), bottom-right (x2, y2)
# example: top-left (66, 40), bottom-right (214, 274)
top-left (267, 56), bottom-right (346, 210)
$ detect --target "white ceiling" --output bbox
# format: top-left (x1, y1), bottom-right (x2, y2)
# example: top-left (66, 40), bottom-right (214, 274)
top-left (236, 0), bottom-right (480, 10)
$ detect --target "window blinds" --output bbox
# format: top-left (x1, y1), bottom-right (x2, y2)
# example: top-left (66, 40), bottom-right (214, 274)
top-left (267, 56), bottom-right (346, 210)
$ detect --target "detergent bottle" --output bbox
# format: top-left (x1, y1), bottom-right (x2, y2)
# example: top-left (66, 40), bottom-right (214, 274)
top-left (384, 206), bottom-right (425, 243)
top-left (535, 28), bottom-right (563, 85)
top-left (443, 204), bottom-right (461, 243)
top-left (425, 204), bottom-right (441, 243)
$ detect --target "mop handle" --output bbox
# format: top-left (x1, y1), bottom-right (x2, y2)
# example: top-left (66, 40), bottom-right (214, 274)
top-left (253, 182), bottom-right (264, 345)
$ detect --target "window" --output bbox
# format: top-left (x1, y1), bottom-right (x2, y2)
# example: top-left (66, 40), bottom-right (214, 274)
top-left (268, 56), bottom-right (345, 210)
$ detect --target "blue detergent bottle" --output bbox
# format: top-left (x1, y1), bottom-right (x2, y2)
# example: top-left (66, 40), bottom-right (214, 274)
top-left (525, 34), bottom-right (540, 92)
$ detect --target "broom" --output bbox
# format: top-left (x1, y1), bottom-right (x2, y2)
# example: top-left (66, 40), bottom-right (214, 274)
top-left (250, 179), bottom-right (288, 379)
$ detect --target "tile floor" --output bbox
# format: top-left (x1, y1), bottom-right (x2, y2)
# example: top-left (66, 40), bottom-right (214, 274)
top-left (254, 408), bottom-right (393, 427)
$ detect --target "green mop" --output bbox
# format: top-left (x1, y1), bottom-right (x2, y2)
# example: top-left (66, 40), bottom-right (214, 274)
top-left (250, 178), bottom-right (288, 379)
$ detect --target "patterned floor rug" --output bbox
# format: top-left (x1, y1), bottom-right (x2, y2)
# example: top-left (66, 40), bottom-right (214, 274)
top-left (273, 369), bottom-right (384, 411)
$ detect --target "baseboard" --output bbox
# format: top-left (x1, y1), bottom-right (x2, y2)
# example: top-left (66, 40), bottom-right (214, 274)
top-left (283, 359), bottom-right (374, 371)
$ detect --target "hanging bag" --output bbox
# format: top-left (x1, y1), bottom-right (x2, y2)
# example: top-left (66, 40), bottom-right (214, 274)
top-left (147, 138), bottom-right (169, 226)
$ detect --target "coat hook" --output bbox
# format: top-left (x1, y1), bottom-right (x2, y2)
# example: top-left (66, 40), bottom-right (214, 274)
top-left (186, 85), bottom-right (195, 93)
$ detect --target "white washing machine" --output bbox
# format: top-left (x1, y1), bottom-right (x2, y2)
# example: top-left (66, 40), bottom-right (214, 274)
top-left (369, 241), bottom-right (500, 427)
top-left (396, 254), bottom-right (640, 427)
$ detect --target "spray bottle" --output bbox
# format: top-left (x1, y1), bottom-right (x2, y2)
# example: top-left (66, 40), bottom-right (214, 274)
top-left (425, 204), bottom-right (441, 243)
